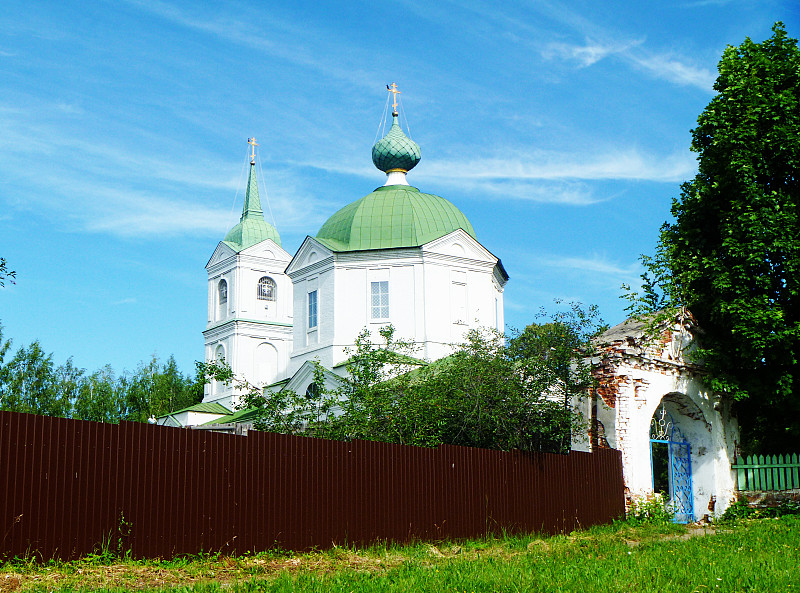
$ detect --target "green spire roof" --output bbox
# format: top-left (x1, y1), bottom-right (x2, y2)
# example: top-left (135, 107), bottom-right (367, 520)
top-left (372, 113), bottom-right (421, 173)
top-left (316, 185), bottom-right (476, 252)
top-left (223, 162), bottom-right (281, 251)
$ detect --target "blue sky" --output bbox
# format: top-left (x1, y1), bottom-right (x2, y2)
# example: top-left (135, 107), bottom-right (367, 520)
top-left (1, 0), bottom-right (798, 376)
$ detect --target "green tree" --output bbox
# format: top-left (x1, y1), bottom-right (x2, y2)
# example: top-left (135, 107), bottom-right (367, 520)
top-left (123, 355), bottom-right (200, 422)
top-left (0, 340), bottom-right (73, 417)
top-left (73, 365), bottom-right (127, 423)
top-left (628, 23), bottom-right (800, 452)
top-left (0, 257), bottom-right (15, 287)
top-left (0, 324), bottom-right (14, 394)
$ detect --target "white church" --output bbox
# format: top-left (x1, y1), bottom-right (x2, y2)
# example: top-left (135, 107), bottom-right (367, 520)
top-left (157, 88), bottom-right (740, 521)
top-left (160, 90), bottom-right (508, 428)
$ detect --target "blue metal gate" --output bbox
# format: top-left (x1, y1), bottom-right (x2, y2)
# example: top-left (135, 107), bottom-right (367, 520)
top-left (650, 406), bottom-right (694, 523)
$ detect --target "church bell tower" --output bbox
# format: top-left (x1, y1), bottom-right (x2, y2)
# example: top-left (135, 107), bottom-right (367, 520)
top-left (202, 138), bottom-right (293, 411)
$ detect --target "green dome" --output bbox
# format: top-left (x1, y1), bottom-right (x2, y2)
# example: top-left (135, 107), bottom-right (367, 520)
top-left (223, 162), bottom-right (281, 251)
top-left (315, 185), bottom-right (476, 252)
top-left (372, 113), bottom-right (421, 173)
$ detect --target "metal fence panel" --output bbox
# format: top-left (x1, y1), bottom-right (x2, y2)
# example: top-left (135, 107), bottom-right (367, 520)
top-left (0, 411), bottom-right (625, 560)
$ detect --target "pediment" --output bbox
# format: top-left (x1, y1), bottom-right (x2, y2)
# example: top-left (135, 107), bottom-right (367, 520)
top-left (286, 236), bottom-right (334, 276)
top-left (239, 239), bottom-right (292, 262)
top-left (422, 229), bottom-right (497, 264)
top-left (206, 242), bottom-right (237, 269)
top-left (283, 360), bottom-right (345, 395)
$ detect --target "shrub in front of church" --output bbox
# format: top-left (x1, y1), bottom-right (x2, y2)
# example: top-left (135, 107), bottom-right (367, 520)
top-left (234, 302), bottom-right (604, 455)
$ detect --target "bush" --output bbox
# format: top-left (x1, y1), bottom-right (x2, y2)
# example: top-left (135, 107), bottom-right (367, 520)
top-left (625, 494), bottom-right (674, 525)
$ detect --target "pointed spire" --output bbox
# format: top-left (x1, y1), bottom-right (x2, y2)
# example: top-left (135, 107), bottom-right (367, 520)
top-left (241, 137), bottom-right (264, 221)
top-left (223, 137), bottom-right (281, 250)
top-left (240, 160), bottom-right (264, 221)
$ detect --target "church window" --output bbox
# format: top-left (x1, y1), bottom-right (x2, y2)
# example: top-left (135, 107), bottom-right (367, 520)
top-left (257, 276), bottom-right (277, 301)
top-left (218, 279), bottom-right (228, 304)
top-left (308, 290), bottom-right (318, 329)
top-left (305, 383), bottom-right (320, 399)
top-left (371, 281), bottom-right (389, 319)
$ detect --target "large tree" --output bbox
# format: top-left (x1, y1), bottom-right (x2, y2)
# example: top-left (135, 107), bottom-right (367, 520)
top-left (646, 23), bottom-right (799, 452)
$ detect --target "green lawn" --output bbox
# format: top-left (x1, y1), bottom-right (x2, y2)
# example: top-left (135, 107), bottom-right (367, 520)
top-left (2, 516), bottom-right (798, 592)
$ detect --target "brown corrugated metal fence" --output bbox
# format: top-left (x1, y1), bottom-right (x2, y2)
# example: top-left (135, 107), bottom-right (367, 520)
top-left (0, 411), bottom-right (625, 560)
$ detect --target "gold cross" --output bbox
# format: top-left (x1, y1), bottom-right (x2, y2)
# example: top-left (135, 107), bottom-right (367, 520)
top-left (386, 82), bottom-right (401, 114)
top-left (248, 137), bottom-right (258, 163)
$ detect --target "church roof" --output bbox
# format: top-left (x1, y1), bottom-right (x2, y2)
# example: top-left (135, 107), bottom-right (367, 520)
top-left (223, 159), bottom-right (282, 251)
top-left (315, 185), bottom-right (476, 252)
top-left (316, 104), bottom-right (475, 252)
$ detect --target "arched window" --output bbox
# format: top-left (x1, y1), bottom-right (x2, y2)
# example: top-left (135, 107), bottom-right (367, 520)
top-left (218, 279), bottom-right (228, 304)
top-left (257, 276), bottom-right (277, 301)
top-left (305, 382), bottom-right (320, 400)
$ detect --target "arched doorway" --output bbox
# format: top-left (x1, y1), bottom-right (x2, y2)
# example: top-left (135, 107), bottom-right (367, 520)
top-left (650, 403), bottom-right (694, 523)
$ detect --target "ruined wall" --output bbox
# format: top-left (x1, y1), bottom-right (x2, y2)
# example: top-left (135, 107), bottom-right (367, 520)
top-left (580, 316), bottom-right (739, 518)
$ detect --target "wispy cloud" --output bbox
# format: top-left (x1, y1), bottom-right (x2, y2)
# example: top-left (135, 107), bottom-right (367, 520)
top-left (421, 146), bottom-right (696, 186)
top-left (540, 255), bottom-right (640, 278)
top-left (81, 189), bottom-right (232, 237)
top-left (288, 144), bottom-right (696, 205)
top-left (542, 38), bottom-right (644, 67)
top-left (533, 253), bottom-right (643, 292)
top-left (542, 39), bottom-right (715, 91)
top-left (121, 0), bottom-right (381, 92)
top-left (625, 53), bottom-right (716, 90)
top-left (112, 297), bottom-right (137, 305)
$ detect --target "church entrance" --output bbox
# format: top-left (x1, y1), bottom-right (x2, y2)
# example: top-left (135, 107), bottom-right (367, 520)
top-left (650, 403), bottom-right (694, 523)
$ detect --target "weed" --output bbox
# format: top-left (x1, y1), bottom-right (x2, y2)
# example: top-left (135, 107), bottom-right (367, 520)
top-left (623, 492), bottom-right (674, 525)
top-left (719, 498), bottom-right (800, 524)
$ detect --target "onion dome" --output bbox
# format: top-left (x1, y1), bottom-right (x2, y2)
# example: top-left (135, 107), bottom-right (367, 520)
top-left (223, 158), bottom-right (282, 251)
top-left (315, 185), bottom-right (476, 252)
top-left (316, 87), bottom-right (475, 252)
top-left (371, 113), bottom-right (421, 174)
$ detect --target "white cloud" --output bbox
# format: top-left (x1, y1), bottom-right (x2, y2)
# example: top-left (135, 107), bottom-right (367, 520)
top-left (121, 0), bottom-right (380, 92)
top-left (542, 38), bottom-right (714, 91)
top-left (113, 298), bottom-right (137, 305)
top-left (541, 255), bottom-right (640, 278)
top-left (625, 53), bottom-right (716, 91)
top-left (542, 38), bottom-right (644, 67)
top-left (533, 254), bottom-right (643, 292)
top-left (422, 147), bottom-right (696, 184)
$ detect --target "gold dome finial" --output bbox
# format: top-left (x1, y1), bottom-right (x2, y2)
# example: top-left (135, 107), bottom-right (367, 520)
top-left (386, 82), bottom-right (401, 115)
top-left (247, 136), bottom-right (258, 164)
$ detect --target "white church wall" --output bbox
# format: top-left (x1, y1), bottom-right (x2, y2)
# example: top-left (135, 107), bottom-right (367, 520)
top-left (202, 239), bottom-right (294, 410)
top-left (286, 231), bottom-right (506, 375)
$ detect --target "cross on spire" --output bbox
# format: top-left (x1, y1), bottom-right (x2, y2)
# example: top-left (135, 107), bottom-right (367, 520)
top-left (386, 82), bottom-right (401, 115)
top-left (248, 137), bottom-right (258, 164)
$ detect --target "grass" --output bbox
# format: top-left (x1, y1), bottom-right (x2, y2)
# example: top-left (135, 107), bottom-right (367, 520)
top-left (1, 517), bottom-right (798, 592)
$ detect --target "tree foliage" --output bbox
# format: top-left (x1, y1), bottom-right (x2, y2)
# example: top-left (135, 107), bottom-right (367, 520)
top-left (0, 257), bottom-right (15, 287)
top-left (0, 323), bottom-right (203, 422)
top-left (626, 23), bottom-right (800, 452)
top-left (234, 303), bottom-right (604, 454)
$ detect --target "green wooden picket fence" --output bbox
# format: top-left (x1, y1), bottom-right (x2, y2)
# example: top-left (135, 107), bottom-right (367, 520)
top-left (732, 454), bottom-right (800, 491)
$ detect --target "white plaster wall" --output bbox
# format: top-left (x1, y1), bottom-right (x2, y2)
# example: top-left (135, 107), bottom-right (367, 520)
top-left (202, 240), bottom-right (294, 411)
top-left (597, 362), bottom-right (738, 518)
top-left (287, 233), bottom-right (506, 373)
